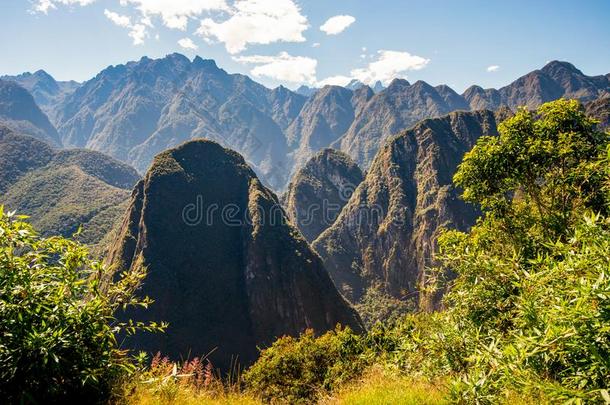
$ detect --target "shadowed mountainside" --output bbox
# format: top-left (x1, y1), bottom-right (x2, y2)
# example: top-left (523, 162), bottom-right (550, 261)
top-left (0, 79), bottom-right (61, 146)
top-left (106, 139), bottom-right (363, 370)
top-left (283, 148), bottom-right (363, 242)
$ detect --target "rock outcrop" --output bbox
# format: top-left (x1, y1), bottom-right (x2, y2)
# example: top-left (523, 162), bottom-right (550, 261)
top-left (106, 139), bottom-right (363, 369)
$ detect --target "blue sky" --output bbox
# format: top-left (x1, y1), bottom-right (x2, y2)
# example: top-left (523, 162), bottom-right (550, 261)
top-left (1, 0), bottom-right (609, 92)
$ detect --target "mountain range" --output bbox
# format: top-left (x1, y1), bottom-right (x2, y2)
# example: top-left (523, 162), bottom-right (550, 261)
top-left (2, 56), bottom-right (607, 190)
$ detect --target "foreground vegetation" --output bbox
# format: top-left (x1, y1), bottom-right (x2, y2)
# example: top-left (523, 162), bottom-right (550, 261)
top-left (1, 99), bottom-right (608, 404)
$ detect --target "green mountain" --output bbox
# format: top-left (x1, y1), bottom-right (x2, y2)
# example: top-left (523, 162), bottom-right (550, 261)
top-left (0, 126), bottom-right (139, 245)
top-left (106, 139), bottom-right (363, 370)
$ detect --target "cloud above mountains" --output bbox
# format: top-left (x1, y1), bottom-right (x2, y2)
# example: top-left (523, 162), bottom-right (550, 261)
top-left (32, 0), bottom-right (431, 88)
top-left (234, 52), bottom-right (317, 84)
top-left (351, 50), bottom-right (430, 85)
top-left (196, 0), bottom-right (308, 54)
top-left (235, 49), bottom-right (430, 87)
top-left (320, 15), bottom-right (355, 35)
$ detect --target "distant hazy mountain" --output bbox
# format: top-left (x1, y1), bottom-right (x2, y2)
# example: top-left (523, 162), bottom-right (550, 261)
top-left (283, 148), bottom-right (363, 242)
top-left (313, 110), bottom-right (499, 305)
top-left (346, 79), bottom-right (385, 93)
top-left (52, 54), bottom-right (303, 189)
top-left (1, 70), bottom-right (79, 121)
top-left (10, 56), bottom-right (605, 191)
top-left (296, 85), bottom-right (318, 97)
top-left (287, 85), bottom-right (369, 168)
top-left (0, 126), bottom-right (139, 245)
top-left (0, 79), bottom-right (61, 146)
top-left (339, 79), bottom-right (466, 167)
top-left (106, 139), bottom-right (363, 369)
top-left (463, 61), bottom-right (610, 110)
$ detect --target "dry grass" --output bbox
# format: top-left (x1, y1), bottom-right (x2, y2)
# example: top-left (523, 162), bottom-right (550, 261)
top-left (322, 365), bottom-right (449, 405)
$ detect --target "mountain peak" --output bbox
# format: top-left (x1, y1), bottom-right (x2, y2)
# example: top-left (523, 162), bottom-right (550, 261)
top-left (541, 60), bottom-right (583, 76)
top-left (386, 78), bottom-right (410, 90)
top-left (192, 56), bottom-right (219, 71)
top-left (107, 139), bottom-right (363, 368)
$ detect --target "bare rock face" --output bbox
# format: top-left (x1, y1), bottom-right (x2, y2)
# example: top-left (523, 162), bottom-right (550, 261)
top-left (313, 110), bottom-right (499, 305)
top-left (284, 148), bottom-right (363, 242)
top-left (106, 139), bottom-right (363, 369)
top-left (287, 85), bottom-right (359, 169)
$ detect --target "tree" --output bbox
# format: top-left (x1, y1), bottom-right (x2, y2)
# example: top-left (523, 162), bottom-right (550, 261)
top-left (0, 207), bottom-right (162, 403)
top-left (434, 99), bottom-right (610, 401)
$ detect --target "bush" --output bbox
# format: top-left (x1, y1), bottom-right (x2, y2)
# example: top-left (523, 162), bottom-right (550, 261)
top-left (0, 207), bottom-right (161, 403)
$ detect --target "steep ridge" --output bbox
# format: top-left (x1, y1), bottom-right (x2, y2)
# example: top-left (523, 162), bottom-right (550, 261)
top-left (106, 140), bottom-right (363, 369)
top-left (313, 110), bottom-right (499, 304)
top-left (53, 54), bottom-right (302, 189)
top-left (339, 79), bottom-right (463, 168)
top-left (284, 148), bottom-right (363, 242)
top-left (0, 126), bottom-right (138, 245)
top-left (0, 79), bottom-right (61, 146)
top-left (287, 85), bottom-right (360, 169)
top-left (1, 70), bottom-right (79, 121)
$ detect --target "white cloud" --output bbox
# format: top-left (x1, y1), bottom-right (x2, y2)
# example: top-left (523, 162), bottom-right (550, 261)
top-left (320, 15), bottom-right (355, 35)
top-left (487, 65), bottom-right (500, 72)
top-left (351, 50), bottom-right (430, 85)
top-left (178, 37), bottom-right (198, 50)
top-left (196, 0), bottom-right (308, 54)
top-left (128, 23), bottom-right (148, 45)
top-left (316, 75), bottom-right (352, 87)
top-left (121, 0), bottom-right (228, 30)
top-left (312, 42), bottom-right (320, 48)
top-left (33, 0), bottom-right (95, 13)
top-left (234, 52), bottom-right (317, 84)
top-left (104, 9), bottom-right (148, 45)
top-left (104, 9), bottom-right (131, 28)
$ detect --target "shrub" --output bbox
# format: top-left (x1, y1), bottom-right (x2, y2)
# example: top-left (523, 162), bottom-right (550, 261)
top-left (0, 207), bottom-right (161, 403)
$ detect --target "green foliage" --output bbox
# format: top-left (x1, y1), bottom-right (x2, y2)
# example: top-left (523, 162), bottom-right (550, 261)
top-left (455, 98), bottom-right (609, 240)
top-left (355, 283), bottom-right (415, 327)
top-left (0, 207), bottom-right (162, 403)
top-left (243, 325), bottom-right (404, 404)
top-left (430, 99), bottom-right (610, 402)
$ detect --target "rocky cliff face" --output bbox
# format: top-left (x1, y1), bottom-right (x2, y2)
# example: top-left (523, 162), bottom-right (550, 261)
top-left (284, 148), bottom-right (363, 242)
top-left (106, 140), bottom-right (363, 369)
top-left (0, 126), bottom-right (138, 245)
top-left (0, 79), bottom-right (61, 146)
top-left (313, 110), bottom-right (498, 305)
top-left (584, 96), bottom-right (610, 130)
